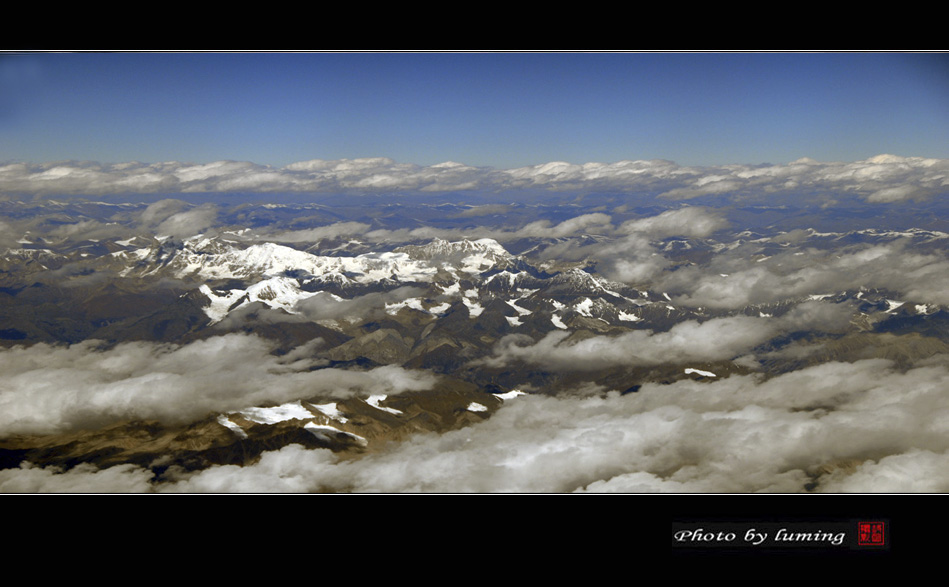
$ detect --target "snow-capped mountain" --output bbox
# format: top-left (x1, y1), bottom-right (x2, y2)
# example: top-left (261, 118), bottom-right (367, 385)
top-left (113, 236), bottom-right (521, 284)
top-left (3, 196), bottom-right (949, 493)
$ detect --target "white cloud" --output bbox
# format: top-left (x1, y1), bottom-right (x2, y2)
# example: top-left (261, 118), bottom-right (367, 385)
top-left (518, 213), bottom-right (614, 238)
top-left (0, 462), bottom-right (157, 493)
top-left (866, 185), bottom-right (931, 203)
top-left (480, 315), bottom-right (780, 371)
top-left (0, 155), bottom-right (944, 204)
top-left (266, 222), bottom-right (374, 243)
top-left (479, 302), bottom-right (856, 372)
top-left (154, 205), bottom-right (218, 239)
top-left (816, 449), bottom-right (949, 492)
top-left (161, 356), bottom-right (949, 493)
top-left (6, 354), bottom-right (949, 493)
top-left (661, 240), bottom-right (949, 309)
top-left (618, 207), bottom-right (729, 238)
top-left (0, 334), bottom-right (438, 436)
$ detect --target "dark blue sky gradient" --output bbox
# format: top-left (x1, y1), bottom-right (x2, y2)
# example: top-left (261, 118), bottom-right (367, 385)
top-left (1, 51), bottom-right (946, 168)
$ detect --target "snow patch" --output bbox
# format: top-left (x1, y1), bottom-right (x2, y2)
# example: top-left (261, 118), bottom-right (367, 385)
top-left (304, 423), bottom-right (368, 446)
top-left (574, 298), bottom-right (594, 317)
top-left (463, 297), bottom-right (484, 317)
top-left (496, 390), bottom-right (526, 400)
top-left (366, 394), bottom-right (403, 415)
top-left (439, 282), bottom-right (461, 296)
top-left (385, 297), bottom-right (426, 315)
top-left (200, 277), bottom-right (318, 322)
top-left (309, 402), bottom-right (348, 423)
top-left (506, 300), bottom-right (532, 316)
top-left (216, 415), bottom-right (249, 439)
top-left (235, 400), bottom-right (315, 425)
top-left (885, 299), bottom-right (905, 313)
top-left (487, 271), bottom-right (519, 287)
top-left (618, 310), bottom-right (641, 322)
top-left (175, 241), bottom-right (440, 283)
top-left (200, 284), bottom-right (247, 323)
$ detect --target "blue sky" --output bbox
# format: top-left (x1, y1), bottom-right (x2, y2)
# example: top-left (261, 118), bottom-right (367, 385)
top-left (1, 51), bottom-right (947, 169)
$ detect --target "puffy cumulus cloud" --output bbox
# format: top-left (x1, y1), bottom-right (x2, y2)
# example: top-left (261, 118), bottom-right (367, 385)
top-left (816, 449), bottom-right (949, 492)
top-left (480, 315), bottom-right (781, 371)
top-left (0, 226), bottom-right (20, 251)
top-left (501, 159), bottom-right (689, 191)
top-left (137, 199), bottom-right (218, 239)
top-left (515, 208), bottom-right (726, 286)
top-left (139, 198), bottom-right (189, 226)
top-left (161, 160), bottom-right (313, 193)
top-left (517, 213), bottom-right (614, 239)
top-left (662, 240), bottom-right (949, 309)
top-left (6, 163), bottom-right (115, 194)
top-left (7, 356), bottom-right (949, 493)
top-left (618, 206), bottom-right (729, 238)
top-left (357, 212), bottom-right (620, 247)
top-left (0, 160), bottom-right (296, 195)
top-left (173, 161), bottom-right (270, 185)
top-left (655, 154), bottom-right (949, 204)
top-left (0, 333), bottom-right (437, 436)
top-left (657, 180), bottom-right (745, 200)
top-left (453, 204), bottom-right (514, 218)
top-left (154, 205), bottom-right (218, 239)
top-left (776, 300), bottom-right (856, 334)
top-left (41, 219), bottom-right (128, 242)
top-left (2, 155), bottom-right (944, 204)
top-left (267, 222), bottom-right (372, 243)
top-left (161, 356), bottom-right (949, 493)
top-left (865, 185), bottom-right (932, 203)
top-left (269, 158), bottom-right (497, 193)
top-left (480, 304), bottom-right (854, 372)
top-left (600, 253), bottom-right (670, 284)
top-left (0, 161), bottom-right (177, 195)
top-left (588, 235), bottom-right (673, 285)
top-left (661, 265), bottom-right (780, 309)
top-left (0, 218), bottom-right (29, 248)
top-left (0, 462), bottom-right (157, 493)
top-left (544, 237), bottom-right (662, 287)
top-left (503, 161), bottom-right (585, 185)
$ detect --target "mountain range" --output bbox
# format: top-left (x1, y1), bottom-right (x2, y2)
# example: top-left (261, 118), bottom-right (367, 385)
top-left (1, 195), bottom-right (948, 493)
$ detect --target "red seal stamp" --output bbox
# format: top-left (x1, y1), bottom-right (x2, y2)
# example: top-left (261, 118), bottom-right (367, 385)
top-left (857, 521), bottom-right (886, 546)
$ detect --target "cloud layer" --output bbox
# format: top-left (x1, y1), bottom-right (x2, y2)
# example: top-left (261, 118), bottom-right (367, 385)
top-left (1, 162), bottom-right (947, 494)
top-left (6, 355), bottom-right (948, 493)
top-left (479, 302), bottom-right (853, 372)
top-left (0, 334), bottom-right (437, 436)
top-left (659, 238), bottom-right (949, 309)
top-left (147, 355), bottom-right (949, 493)
top-left (2, 154), bottom-right (946, 203)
